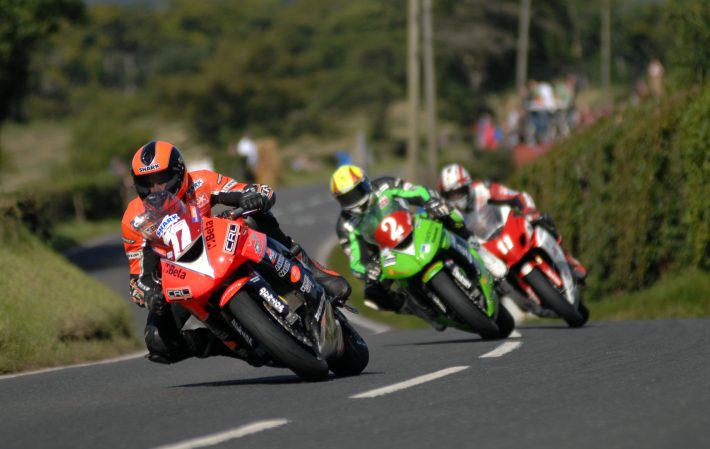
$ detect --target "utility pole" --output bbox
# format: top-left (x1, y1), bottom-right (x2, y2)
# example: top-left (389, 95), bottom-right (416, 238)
top-left (407, 0), bottom-right (420, 182)
top-left (515, 0), bottom-right (532, 96)
top-left (422, 0), bottom-right (437, 185)
top-left (601, 0), bottom-right (611, 108)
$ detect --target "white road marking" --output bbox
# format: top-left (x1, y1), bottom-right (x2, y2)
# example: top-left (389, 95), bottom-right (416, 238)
top-left (351, 366), bottom-right (469, 399)
top-left (511, 330), bottom-right (522, 338)
top-left (152, 419), bottom-right (289, 449)
top-left (0, 351), bottom-right (146, 381)
top-left (479, 341), bottom-right (522, 358)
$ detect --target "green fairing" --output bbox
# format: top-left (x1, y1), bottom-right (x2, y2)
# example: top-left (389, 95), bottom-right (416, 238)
top-left (378, 216), bottom-right (443, 279)
top-left (469, 246), bottom-right (496, 313)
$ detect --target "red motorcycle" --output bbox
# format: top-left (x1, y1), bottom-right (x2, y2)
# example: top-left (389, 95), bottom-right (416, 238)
top-left (468, 204), bottom-right (589, 327)
top-left (132, 191), bottom-right (369, 381)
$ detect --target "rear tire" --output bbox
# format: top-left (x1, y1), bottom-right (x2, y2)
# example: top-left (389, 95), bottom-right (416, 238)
top-left (328, 319), bottom-right (369, 377)
top-left (228, 291), bottom-right (329, 381)
top-left (429, 271), bottom-right (500, 339)
top-left (525, 268), bottom-right (585, 327)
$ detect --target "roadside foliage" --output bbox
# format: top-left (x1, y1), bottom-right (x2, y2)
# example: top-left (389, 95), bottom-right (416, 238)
top-left (512, 86), bottom-right (710, 299)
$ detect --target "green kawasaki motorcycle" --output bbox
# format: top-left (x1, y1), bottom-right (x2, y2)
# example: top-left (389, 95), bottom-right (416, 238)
top-left (360, 194), bottom-right (515, 340)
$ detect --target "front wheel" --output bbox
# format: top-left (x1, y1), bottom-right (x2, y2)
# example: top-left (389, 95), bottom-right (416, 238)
top-left (328, 318), bottom-right (369, 377)
top-left (429, 271), bottom-right (500, 339)
top-left (495, 304), bottom-right (516, 339)
top-left (525, 268), bottom-right (585, 327)
top-left (228, 291), bottom-right (329, 381)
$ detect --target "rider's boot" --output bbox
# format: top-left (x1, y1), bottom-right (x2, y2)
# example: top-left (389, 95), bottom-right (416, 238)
top-left (564, 252), bottom-right (587, 284)
top-left (397, 293), bottom-right (447, 332)
top-left (290, 242), bottom-right (351, 305)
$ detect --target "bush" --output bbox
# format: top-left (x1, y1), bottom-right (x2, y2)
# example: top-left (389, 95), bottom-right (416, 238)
top-left (511, 86), bottom-right (709, 299)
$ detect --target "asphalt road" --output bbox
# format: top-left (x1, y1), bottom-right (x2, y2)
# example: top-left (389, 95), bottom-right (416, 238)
top-left (1, 183), bottom-right (708, 449)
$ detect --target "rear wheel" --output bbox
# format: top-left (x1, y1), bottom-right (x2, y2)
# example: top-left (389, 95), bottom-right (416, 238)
top-left (328, 319), bottom-right (369, 377)
top-left (228, 291), bottom-right (329, 381)
top-left (429, 271), bottom-right (500, 339)
top-left (525, 268), bottom-right (585, 327)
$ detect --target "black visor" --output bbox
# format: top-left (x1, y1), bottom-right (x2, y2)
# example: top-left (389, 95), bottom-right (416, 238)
top-left (442, 186), bottom-right (468, 201)
top-left (336, 180), bottom-right (372, 210)
top-left (133, 169), bottom-right (182, 199)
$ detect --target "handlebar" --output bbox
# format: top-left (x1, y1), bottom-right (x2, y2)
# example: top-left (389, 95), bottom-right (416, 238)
top-left (216, 207), bottom-right (260, 220)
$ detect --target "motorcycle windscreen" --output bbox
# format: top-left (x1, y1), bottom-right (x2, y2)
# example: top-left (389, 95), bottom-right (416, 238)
top-left (133, 191), bottom-right (203, 261)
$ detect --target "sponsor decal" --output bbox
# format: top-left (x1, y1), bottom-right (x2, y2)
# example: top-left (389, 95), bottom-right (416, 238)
top-left (451, 266), bottom-right (472, 290)
top-left (165, 264), bottom-right (187, 280)
top-left (223, 223), bottom-right (240, 254)
top-left (299, 274), bottom-right (313, 294)
top-left (230, 318), bottom-right (254, 346)
top-left (205, 219), bottom-right (216, 249)
top-left (258, 184), bottom-right (273, 198)
top-left (127, 251), bottom-right (142, 260)
top-left (377, 195), bottom-right (391, 208)
top-left (191, 179), bottom-right (204, 191)
top-left (290, 265), bottom-right (301, 283)
top-left (249, 234), bottom-right (265, 259)
top-left (195, 194), bottom-right (209, 209)
top-left (274, 252), bottom-right (286, 271)
top-left (156, 214), bottom-right (179, 238)
top-left (259, 286), bottom-right (286, 314)
top-left (420, 244), bottom-right (431, 254)
top-left (166, 287), bottom-right (192, 300)
top-left (382, 251), bottom-right (397, 267)
top-left (122, 237), bottom-right (136, 244)
top-left (266, 248), bottom-right (278, 263)
top-left (138, 163), bottom-right (160, 173)
top-left (221, 180), bottom-right (238, 192)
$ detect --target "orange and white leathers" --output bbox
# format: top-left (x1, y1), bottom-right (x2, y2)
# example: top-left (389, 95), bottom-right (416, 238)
top-left (121, 169), bottom-right (274, 305)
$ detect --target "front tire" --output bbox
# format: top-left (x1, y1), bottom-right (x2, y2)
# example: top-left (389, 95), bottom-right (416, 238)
top-left (228, 291), bottom-right (329, 381)
top-left (495, 304), bottom-right (516, 338)
top-left (429, 271), bottom-right (500, 339)
top-left (328, 318), bottom-right (369, 377)
top-left (525, 268), bottom-right (585, 327)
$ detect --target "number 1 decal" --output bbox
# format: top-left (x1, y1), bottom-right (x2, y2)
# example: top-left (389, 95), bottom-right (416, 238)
top-left (163, 219), bottom-right (191, 256)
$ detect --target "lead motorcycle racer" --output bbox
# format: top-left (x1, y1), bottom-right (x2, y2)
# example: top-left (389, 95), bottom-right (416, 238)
top-left (121, 140), bottom-right (350, 364)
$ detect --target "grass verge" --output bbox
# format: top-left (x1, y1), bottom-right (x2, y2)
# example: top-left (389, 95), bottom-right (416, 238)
top-left (587, 269), bottom-right (710, 320)
top-left (0, 218), bottom-right (141, 374)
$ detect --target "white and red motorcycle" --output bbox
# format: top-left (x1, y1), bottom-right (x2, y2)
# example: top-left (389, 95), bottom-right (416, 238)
top-left (467, 204), bottom-right (589, 327)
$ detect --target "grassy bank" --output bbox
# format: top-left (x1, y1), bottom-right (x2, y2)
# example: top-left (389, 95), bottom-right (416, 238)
top-left (0, 218), bottom-right (141, 374)
top-left (588, 269), bottom-right (710, 320)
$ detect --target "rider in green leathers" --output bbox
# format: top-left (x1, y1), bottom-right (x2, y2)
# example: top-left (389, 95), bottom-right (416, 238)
top-left (330, 165), bottom-right (471, 327)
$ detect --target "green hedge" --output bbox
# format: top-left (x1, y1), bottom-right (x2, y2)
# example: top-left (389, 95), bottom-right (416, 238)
top-left (1, 174), bottom-right (124, 241)
top-left (512, 86), bottom-right (709, 299)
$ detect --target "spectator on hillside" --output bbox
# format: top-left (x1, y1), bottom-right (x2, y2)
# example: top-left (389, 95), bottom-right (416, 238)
top-left (236, 133), bottom-right (258, 182)
top-left (647, 58), bottom-right (665, 98)
top-left (474, 113), bottom-right (501, 151)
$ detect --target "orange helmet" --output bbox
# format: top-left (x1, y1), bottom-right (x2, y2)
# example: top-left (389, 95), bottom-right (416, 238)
top-left (131, 141), bottom-right (188, 200)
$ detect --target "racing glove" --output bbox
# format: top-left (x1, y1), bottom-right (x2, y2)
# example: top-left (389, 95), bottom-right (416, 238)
top-left (238, 191), bottom-right (267, 211)
top-left (425, 198), bottom-right (450, 219)
top-left (366, 260), bottom-right (382, 282)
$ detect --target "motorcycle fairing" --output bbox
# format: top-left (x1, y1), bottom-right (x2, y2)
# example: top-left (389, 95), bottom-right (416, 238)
top-left (532, 226), bottom-right (576, 306)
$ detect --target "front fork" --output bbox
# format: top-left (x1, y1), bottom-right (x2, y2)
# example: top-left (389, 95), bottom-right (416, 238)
top-left (248, 235), bottom-right (342, 359)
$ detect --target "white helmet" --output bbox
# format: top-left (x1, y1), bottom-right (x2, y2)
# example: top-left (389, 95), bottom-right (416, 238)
top-left (438, 163), bottom-right (472, 211)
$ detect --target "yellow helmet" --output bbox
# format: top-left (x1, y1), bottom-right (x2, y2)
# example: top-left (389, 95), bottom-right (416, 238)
top-left (330, 165), bottom-right (372, 214)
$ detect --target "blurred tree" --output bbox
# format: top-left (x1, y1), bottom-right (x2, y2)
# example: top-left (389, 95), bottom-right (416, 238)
top-left (0, 0), bottom-right (84, 123)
